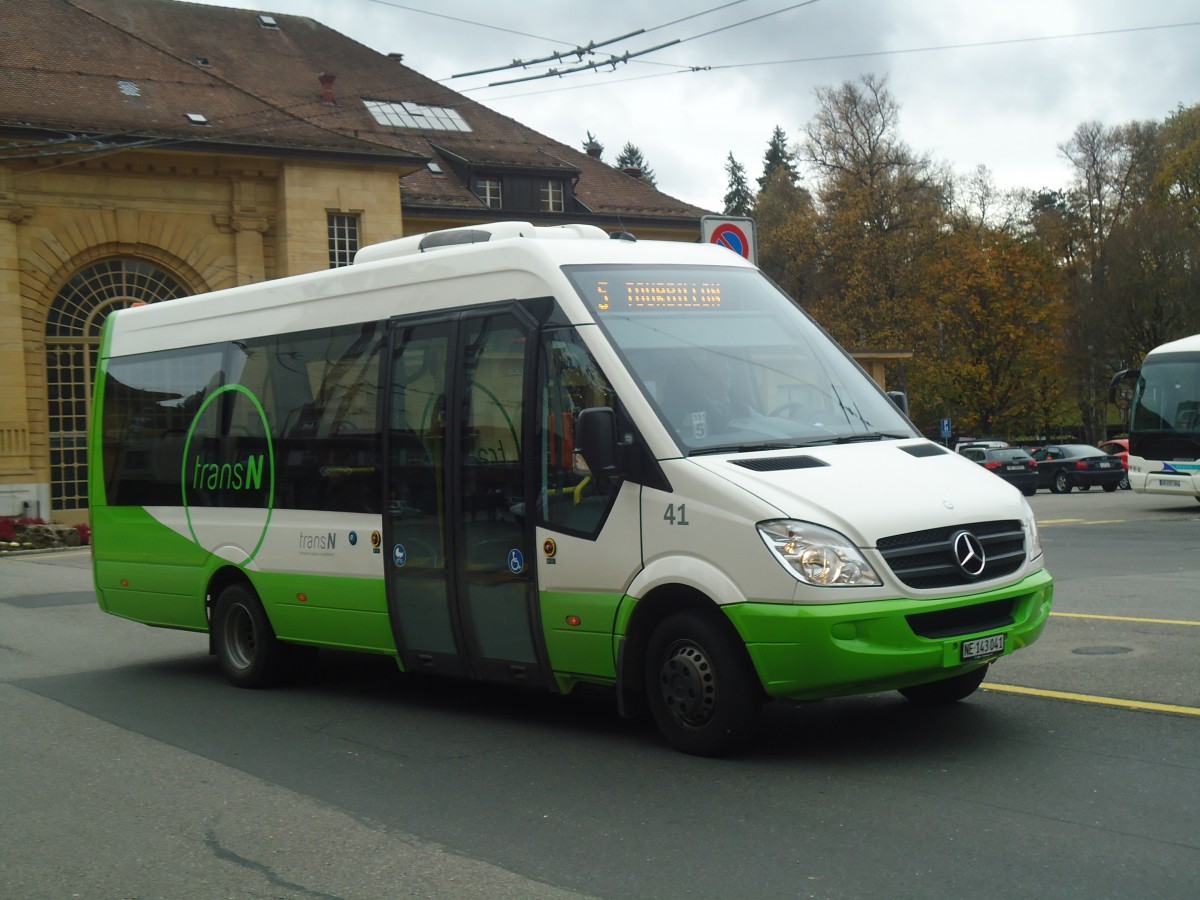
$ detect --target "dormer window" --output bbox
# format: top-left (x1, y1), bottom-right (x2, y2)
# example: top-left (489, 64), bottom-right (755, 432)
top-left (540, 179), bottom-right (565, 213)
top-left (476, 178), bottom-right (502, 209)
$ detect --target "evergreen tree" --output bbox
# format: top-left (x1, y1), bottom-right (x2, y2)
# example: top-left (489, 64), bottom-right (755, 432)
top-left (723, 152), bottom-right (754, 216)
top-left (581, 130), bottom-right (604, 160)
top-left (616, 142), bottom-right (657, 186)
top-left (758, 125), bottom-right (798, 191)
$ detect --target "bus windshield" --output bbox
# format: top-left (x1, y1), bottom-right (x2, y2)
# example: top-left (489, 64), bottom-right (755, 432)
top-left (564, 265), bottom-right (916, 453)
top-left (1131, 350), bottom-right (1200, 461)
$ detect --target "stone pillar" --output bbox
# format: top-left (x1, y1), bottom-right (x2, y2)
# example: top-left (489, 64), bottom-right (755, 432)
top-left (215, 213), bottom-right (271, 285)
top-left (0, 168), bottom-right (37, 513)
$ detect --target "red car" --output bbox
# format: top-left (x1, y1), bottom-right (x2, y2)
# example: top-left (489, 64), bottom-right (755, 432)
top-left (1097, 439), bottom-right (1130, 490)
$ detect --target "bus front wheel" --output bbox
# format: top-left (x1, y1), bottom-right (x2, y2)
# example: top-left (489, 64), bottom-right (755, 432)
top-left (213, 583), bottom-right (286, 688)
top-left (644, 610), bottom-right (762, 756)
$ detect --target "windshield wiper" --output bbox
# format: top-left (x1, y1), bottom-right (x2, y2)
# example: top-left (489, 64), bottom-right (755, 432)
top-left (833, 431), bottom-right (910, 443)
top-left (688, 441), bottom-right (800, 456)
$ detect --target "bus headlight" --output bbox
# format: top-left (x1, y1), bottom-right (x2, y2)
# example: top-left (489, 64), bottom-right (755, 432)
top-left (757, 520), bottom-right (881, 587)
top-left (1021, 498), bottom-right (1043, 562)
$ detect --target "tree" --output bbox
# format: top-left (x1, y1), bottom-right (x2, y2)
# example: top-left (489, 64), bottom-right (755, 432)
top-left (616, 142), bottom-right (657, 186)
top-left (758, 126), bottom-right (797, 191)
top-left (581, 130), bottom-right (604, 160)
top-left (908, 223), bottom-right (1067, 436)
top-left (754, 167), bottom-right (816, 301)
top-left (722, 152), bottom-right (753, 216)
top-left (798, 73), bottom-right (946, 350)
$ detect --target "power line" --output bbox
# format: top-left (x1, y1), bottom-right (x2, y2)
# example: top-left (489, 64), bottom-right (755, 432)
top-left (473, 19), bottom-right (1200, 101)
top-left (445, 0), bottom-right (761, 82)
top-left (361, 0), bottom-right (560, 43)
top-left (476, 1), bottom-right (821, 88)
top-left (487, 40), bottom-right (683, 87)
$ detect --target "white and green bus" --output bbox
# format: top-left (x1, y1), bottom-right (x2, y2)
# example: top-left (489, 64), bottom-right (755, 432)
top-left (89, 221), bottom-right (1052, 755)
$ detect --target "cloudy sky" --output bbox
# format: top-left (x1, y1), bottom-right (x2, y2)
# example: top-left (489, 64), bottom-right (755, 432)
top-left (200, 0), bottom-right (1200, 212)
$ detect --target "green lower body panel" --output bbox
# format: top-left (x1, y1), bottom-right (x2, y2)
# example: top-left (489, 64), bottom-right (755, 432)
top-left (252, 571), bottom-right (395, 654)
top-left (539, 590), bottom-right (621, 683)
top-left (723, 569), bottom-right (1053, 701)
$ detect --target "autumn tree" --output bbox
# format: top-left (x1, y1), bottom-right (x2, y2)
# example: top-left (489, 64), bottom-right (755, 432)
top-left (799, 73), bottom-right (947, 351)
top-left (909, 223), bottom-right (1067, 436)
top-left (754, 167), bottom-right (817, 301)
top-left (722, 152), bottom-right (754, 216)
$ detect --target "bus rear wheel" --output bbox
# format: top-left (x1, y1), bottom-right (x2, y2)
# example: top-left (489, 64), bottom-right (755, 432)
top-left (213, 583), bottom-right (286, 688)
top-left (644, 610), bottom-right (762, 756)
top-left (899, 665), bottom-right (988, 706)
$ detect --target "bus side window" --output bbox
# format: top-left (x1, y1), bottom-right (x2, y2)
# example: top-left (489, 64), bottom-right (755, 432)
top-left (538, 329), bottom-right (622, 537)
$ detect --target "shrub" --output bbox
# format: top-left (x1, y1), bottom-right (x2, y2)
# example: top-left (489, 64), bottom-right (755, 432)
top-left (0, 517), bottom-right (14, 542)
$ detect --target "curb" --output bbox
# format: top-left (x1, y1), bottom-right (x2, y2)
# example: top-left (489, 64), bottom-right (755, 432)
top-left (0, 546), bottom-right (92, 559)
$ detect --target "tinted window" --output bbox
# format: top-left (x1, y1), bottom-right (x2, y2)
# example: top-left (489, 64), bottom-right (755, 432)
top-left (101, 322), bottom-right (384, 512)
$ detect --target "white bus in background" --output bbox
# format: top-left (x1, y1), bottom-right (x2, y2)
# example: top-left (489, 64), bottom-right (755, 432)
top-left (1110, 333), bottom-right (1200, 501)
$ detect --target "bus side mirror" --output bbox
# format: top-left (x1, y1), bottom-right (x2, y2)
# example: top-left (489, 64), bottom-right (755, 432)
top-left (886, 391), bottom-right (909, 416)
top-left (574, 407), bottom-right (618, 475)
top-left (1108, 369), bottom-right (1138, 412)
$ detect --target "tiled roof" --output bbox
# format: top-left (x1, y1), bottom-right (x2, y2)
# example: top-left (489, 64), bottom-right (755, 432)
top-left (2, 0), bottom-right (711, 222)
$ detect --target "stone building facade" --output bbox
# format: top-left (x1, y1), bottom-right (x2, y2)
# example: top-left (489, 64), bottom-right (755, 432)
top-left (1, 0), bottom-right (709, 522)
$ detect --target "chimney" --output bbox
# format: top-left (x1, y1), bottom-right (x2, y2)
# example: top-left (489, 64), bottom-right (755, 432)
top-left (621, 165), bottom-right (642, 179)
top-left (387, 53), bottom-right (405, 63)
top-left (585, 140), bottom-right (602, 158)
top-left (318, 72), bottom-right (336, 104)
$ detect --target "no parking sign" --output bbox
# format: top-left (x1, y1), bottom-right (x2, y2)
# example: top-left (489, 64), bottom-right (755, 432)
top-left (701, 216), bottom-right (757, 264)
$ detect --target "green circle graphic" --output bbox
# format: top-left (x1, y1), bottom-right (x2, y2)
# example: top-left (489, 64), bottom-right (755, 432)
top-left (180, 384), bottom-right (275, 567)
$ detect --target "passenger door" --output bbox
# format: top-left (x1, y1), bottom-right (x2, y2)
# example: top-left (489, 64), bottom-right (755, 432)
top-left (383, 308), bottom-right (548, 687)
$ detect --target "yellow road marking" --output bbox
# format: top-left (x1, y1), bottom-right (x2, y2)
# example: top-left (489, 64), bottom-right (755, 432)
top-left (1051, 611), bottom-right (1200, 627)
top-left (1037, 517), bottom-right (1126, 526)
top-left (984, 683), bottom-right (1200, 716)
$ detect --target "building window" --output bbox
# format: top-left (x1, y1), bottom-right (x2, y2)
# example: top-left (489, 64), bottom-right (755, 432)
top-left (362, 100), bottom-right (471, 132)
top-left (476, 178), bottom-right (502, 209)
top-left (540, 179), bottom-right (565, 212)
top-left (45, 258), bottom-right (188, 511)
top-left (328, 213), bottom-right (360, 268)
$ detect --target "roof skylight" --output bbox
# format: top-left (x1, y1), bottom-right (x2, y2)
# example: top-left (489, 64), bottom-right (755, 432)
top-left (363, 99), bottom-right (471, 132)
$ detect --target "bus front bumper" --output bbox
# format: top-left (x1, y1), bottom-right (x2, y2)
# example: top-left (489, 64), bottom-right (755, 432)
top-left (723, 569), bottom-right (1053, 701)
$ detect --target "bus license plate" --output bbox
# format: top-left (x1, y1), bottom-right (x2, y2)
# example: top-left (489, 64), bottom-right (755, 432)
top-left (1157, 479), bottom-right (1180, 487)
top-left (962, 634), bottom-right (1005, 660)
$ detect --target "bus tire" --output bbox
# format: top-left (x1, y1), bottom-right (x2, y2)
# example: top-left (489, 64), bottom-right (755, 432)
top-left (644, 610), bottom-right (762, 757)
top-left (213, 583), bottom-right (286, 688)
top-left (899, 665), bottom-right (988, 706)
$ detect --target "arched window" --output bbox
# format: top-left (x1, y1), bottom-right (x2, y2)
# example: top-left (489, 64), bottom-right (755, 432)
top-left (45, 258), bottom-right (189, 511)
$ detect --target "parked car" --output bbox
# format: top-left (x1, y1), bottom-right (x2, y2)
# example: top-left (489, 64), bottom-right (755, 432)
top-left (959, 446), bottom-right (1039, 495)
top-left (954, 438), bottom-right (1010, 454)
top-left (1030, 444), bottom-right (1125, 493)
top-left (1097, 438), bottom-right (1130, 490)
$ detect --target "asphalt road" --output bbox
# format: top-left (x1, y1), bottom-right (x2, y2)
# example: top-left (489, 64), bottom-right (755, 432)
top-left (2, 491), bottom-right (1197, 899)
